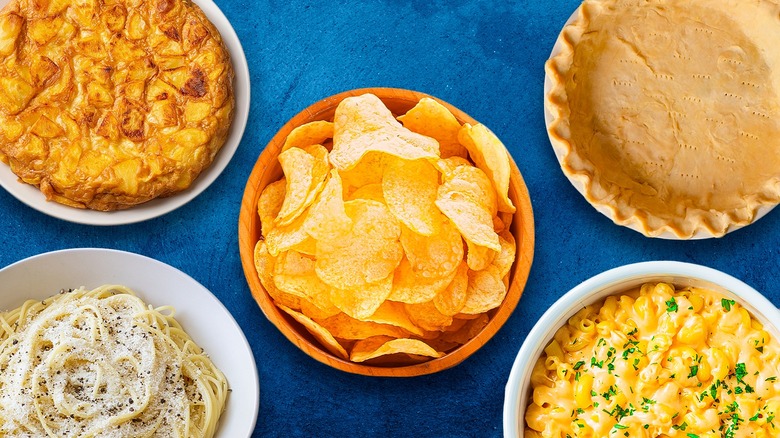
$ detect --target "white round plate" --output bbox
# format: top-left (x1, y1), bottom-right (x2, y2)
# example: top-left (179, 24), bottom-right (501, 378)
top-left (0, 248), bottom-right (259, 437)
top-left (543, 6), bottom-right (774, 239)
top-left (0, 0), bottom-right (250, 226)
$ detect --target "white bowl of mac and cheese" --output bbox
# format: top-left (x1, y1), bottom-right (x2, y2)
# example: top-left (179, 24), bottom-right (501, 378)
top-left (504, 261), bottom-right (780, 437)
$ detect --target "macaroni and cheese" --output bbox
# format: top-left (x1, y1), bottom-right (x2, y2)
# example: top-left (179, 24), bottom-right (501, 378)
top-left (525, 282), bottom-right (780, 437)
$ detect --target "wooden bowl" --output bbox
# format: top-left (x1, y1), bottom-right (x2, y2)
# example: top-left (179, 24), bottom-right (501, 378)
top-left (238, 88), bottom-right (535, 377)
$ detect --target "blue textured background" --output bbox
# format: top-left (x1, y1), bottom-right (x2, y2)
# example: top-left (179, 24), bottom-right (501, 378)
top-left (1, 0), bottom-right (780, 436)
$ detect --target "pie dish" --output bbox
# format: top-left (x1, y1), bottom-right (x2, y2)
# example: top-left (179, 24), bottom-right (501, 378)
top-left (545, 0), bottom-right (780, 238)
top-left (0, 0), bottom-right (235, 211)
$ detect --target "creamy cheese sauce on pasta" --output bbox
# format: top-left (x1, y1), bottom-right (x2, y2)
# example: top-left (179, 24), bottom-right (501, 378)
top-left (0, 286), bottom-right (228, 437)
top-left (525, 282), bottom-right (780, 438)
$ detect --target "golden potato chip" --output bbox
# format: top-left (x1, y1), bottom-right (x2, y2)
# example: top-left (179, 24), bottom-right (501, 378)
top-left (399, 220), bottom-right (463, 279)
top-left (388, 257), bottom-right (457, 304)
top-left (253, 241), bottom-right (302, 310)
top-left (457, 123), bottom-right (515, 213)
top-left (257, 178), bottom-right (285, 238)
top-left (466, 240), bottom-right (497, 271)
top-left (315, 313), bottom-right (409, 340)
top-left (461, 266), bottom-right (507, 314)
top-left (436, 185), bottom-right (500, 252)
top-left (273, 251), bottom-right (341, 317)
top-left (499, 211), bottom-right (514, 231)
top-left (315, 199), bottom-right (402, 288)
top-left (282, 120), bottom-right (334, 152)
top-left (330, 94), bottom-right (440, 171)
top-left (300, 298), bottom-right (341, 321)
top-left (363, 301), bottom-right (425, 336)
top-left (339, 151), bottom-right (387, 191)
top-left (277, 305), bottom-right (348, 360)
top-left (276, 147), bottom-right (318, 226)
top-left (433, 262), bottom-right (469, 316)
top-left (299, 144), bottom-right (331, 209)
top-left (438, 313), bottom-right (490, 345)
top-left (494, 231), bottom-right (516, 278)
top-left (348, 182), bottom-right (385, 203)
top-left (397, 97), bottom-right (468, 159)
top-left (382, 158), bottom-right (441, 236)
top-left (404, 300), bottom-right (453, 332)
top-left (303, 170), bottom-right (352, 242)
top-left (433, 156), bottom-right (471, 178)
top-left (265, 212), bottom-right (309, 256)
top-left (444, 165), bottom-right (498, 215)
top-left (290, 236), bottom-right (317, 256)
top-left (350, 336), bottom-right (443, 363)
top-left (329, 274), bottom-right (393, 320)
top-left (492, 215), bottom-right (506, 233)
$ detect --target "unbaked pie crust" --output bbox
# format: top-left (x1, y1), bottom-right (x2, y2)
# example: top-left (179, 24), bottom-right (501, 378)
top-left (546, 0), bottom-right (780, 238)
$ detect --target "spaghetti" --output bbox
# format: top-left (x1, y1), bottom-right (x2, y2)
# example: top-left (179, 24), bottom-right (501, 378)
top-left (0, 285), bottom-right (228, 437)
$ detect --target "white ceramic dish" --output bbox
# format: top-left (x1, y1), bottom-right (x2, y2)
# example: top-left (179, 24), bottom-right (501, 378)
top-left (543, 7), bottom-right (774, 239)
top-left (0, 0), bottom-right (250, 226)
top-left (0, 248), bottom-right (259, 437)
top-left (503, 261), bottom-right (780, 437)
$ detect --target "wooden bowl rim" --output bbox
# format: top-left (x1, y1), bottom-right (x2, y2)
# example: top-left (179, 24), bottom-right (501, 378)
top-left (238, 87), bottom-right (535, 377)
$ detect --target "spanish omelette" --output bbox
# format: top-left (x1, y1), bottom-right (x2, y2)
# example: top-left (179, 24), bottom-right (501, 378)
top-left (0, 0), bottom-right (234, 210)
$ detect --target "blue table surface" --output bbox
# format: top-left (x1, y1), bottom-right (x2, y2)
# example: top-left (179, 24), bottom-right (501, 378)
top-left (2, 1), bottom-right (779, 436)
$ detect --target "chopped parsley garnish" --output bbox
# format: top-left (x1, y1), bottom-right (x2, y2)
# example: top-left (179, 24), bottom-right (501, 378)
top-left (688, 365), bottom-right (698, 378)
top-left (665, 297), bottom-right (678, 312)
top-left (721, 298), bottom-right (736, 311)
top-left (735, 362), bottom-right (748, 383)
top-left (573, 361), bottom-right (585, 370)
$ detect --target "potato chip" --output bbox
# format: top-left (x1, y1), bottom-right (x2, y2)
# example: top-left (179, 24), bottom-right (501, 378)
top-left (350, 336), bottom-right (443, 363)
top-left (466, 240), bottom-right (497, 271)
top-left (303, 170), bottom-right (352, 242)
top-left (347, 182), bottom-right (385, 203)
top-left (438, 313), bottom-right (490, 345)
top-left (273, 251), bottom-right (341, 317)
top-left (499, 211), bottom-right (514, 231)
top-left (494, 231), bottom-right (516, 278)
top-left (444, 165), bottom-right (497, 215)
top-left (457, 123), bottom-right (515, 213)
top-left (461, 266), bottom-right (507, 314)
top-left (492, 215), bottom-right (506, 233)
top-left (399, 220), bottom-right (463, 279)
top-left (300, 298), bottom-right (341, 321)
top-left (433, 262), bottom-right (469, 316)
top-left (329, 274), bottom-right (393, 320)
top-left (257, 178), bottom-right (286, 238)
top-left (404, 300), bottom-right (453, 332)
top-left (276, 147), bottom-right (317, 226)
top-left (265, 212), bottom-right (309, 256)
top-left (388, 257), bottom-right (457, 304)
top-left (315, 313), bottom-right (409, 340)
top-left (363, 301), bottom-right (424, 336)
top-left (339, 151), bottom-right (387, 191)
top-left (433, 156), bottom-right (471, 177)
top-left (382, 158), bottom-right (441, 236)
top-left (277, 305), bottom-right (348, 360)
top-left (299, 144), bottom-right (331, 209)
top-left (253, 241), bottom-right (302, 310)
top-left (330, 94), bottom-right (440, 171)
top-left (436, 185), bottom-right (500, 252)
top-left (282, 120), bottom-right (334, 152)
top-left (397, 97), bottom-right (468, 159)
top-left (290, 236), bottom-right (317, 256)
top-left (315, 199), bottom-right (402, 288)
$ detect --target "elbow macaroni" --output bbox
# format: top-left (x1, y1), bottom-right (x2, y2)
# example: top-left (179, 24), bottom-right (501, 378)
top-left (524, 283), bottom-right (780, 437)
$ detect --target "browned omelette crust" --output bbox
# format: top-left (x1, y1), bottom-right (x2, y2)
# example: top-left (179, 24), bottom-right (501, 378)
top-left (0, 0), bottom-right (234, 210)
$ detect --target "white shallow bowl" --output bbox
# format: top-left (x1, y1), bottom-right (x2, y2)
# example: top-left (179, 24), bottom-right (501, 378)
top-left (0, 248), bottom-right (259, 437)
top-left (503, 261), bottom-right (780, 437)
top-left (0, 0), bottom-right (250, 226)
top-left (543, 6), bottom-right (774, 239)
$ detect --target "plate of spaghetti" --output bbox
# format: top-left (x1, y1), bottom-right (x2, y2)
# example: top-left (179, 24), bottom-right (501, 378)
top-left (0, 248), bottom-right (258, 437)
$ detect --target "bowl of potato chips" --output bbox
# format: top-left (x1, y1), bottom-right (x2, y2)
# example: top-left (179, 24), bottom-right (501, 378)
top-left (238, 88), bottom-right (534, 376)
